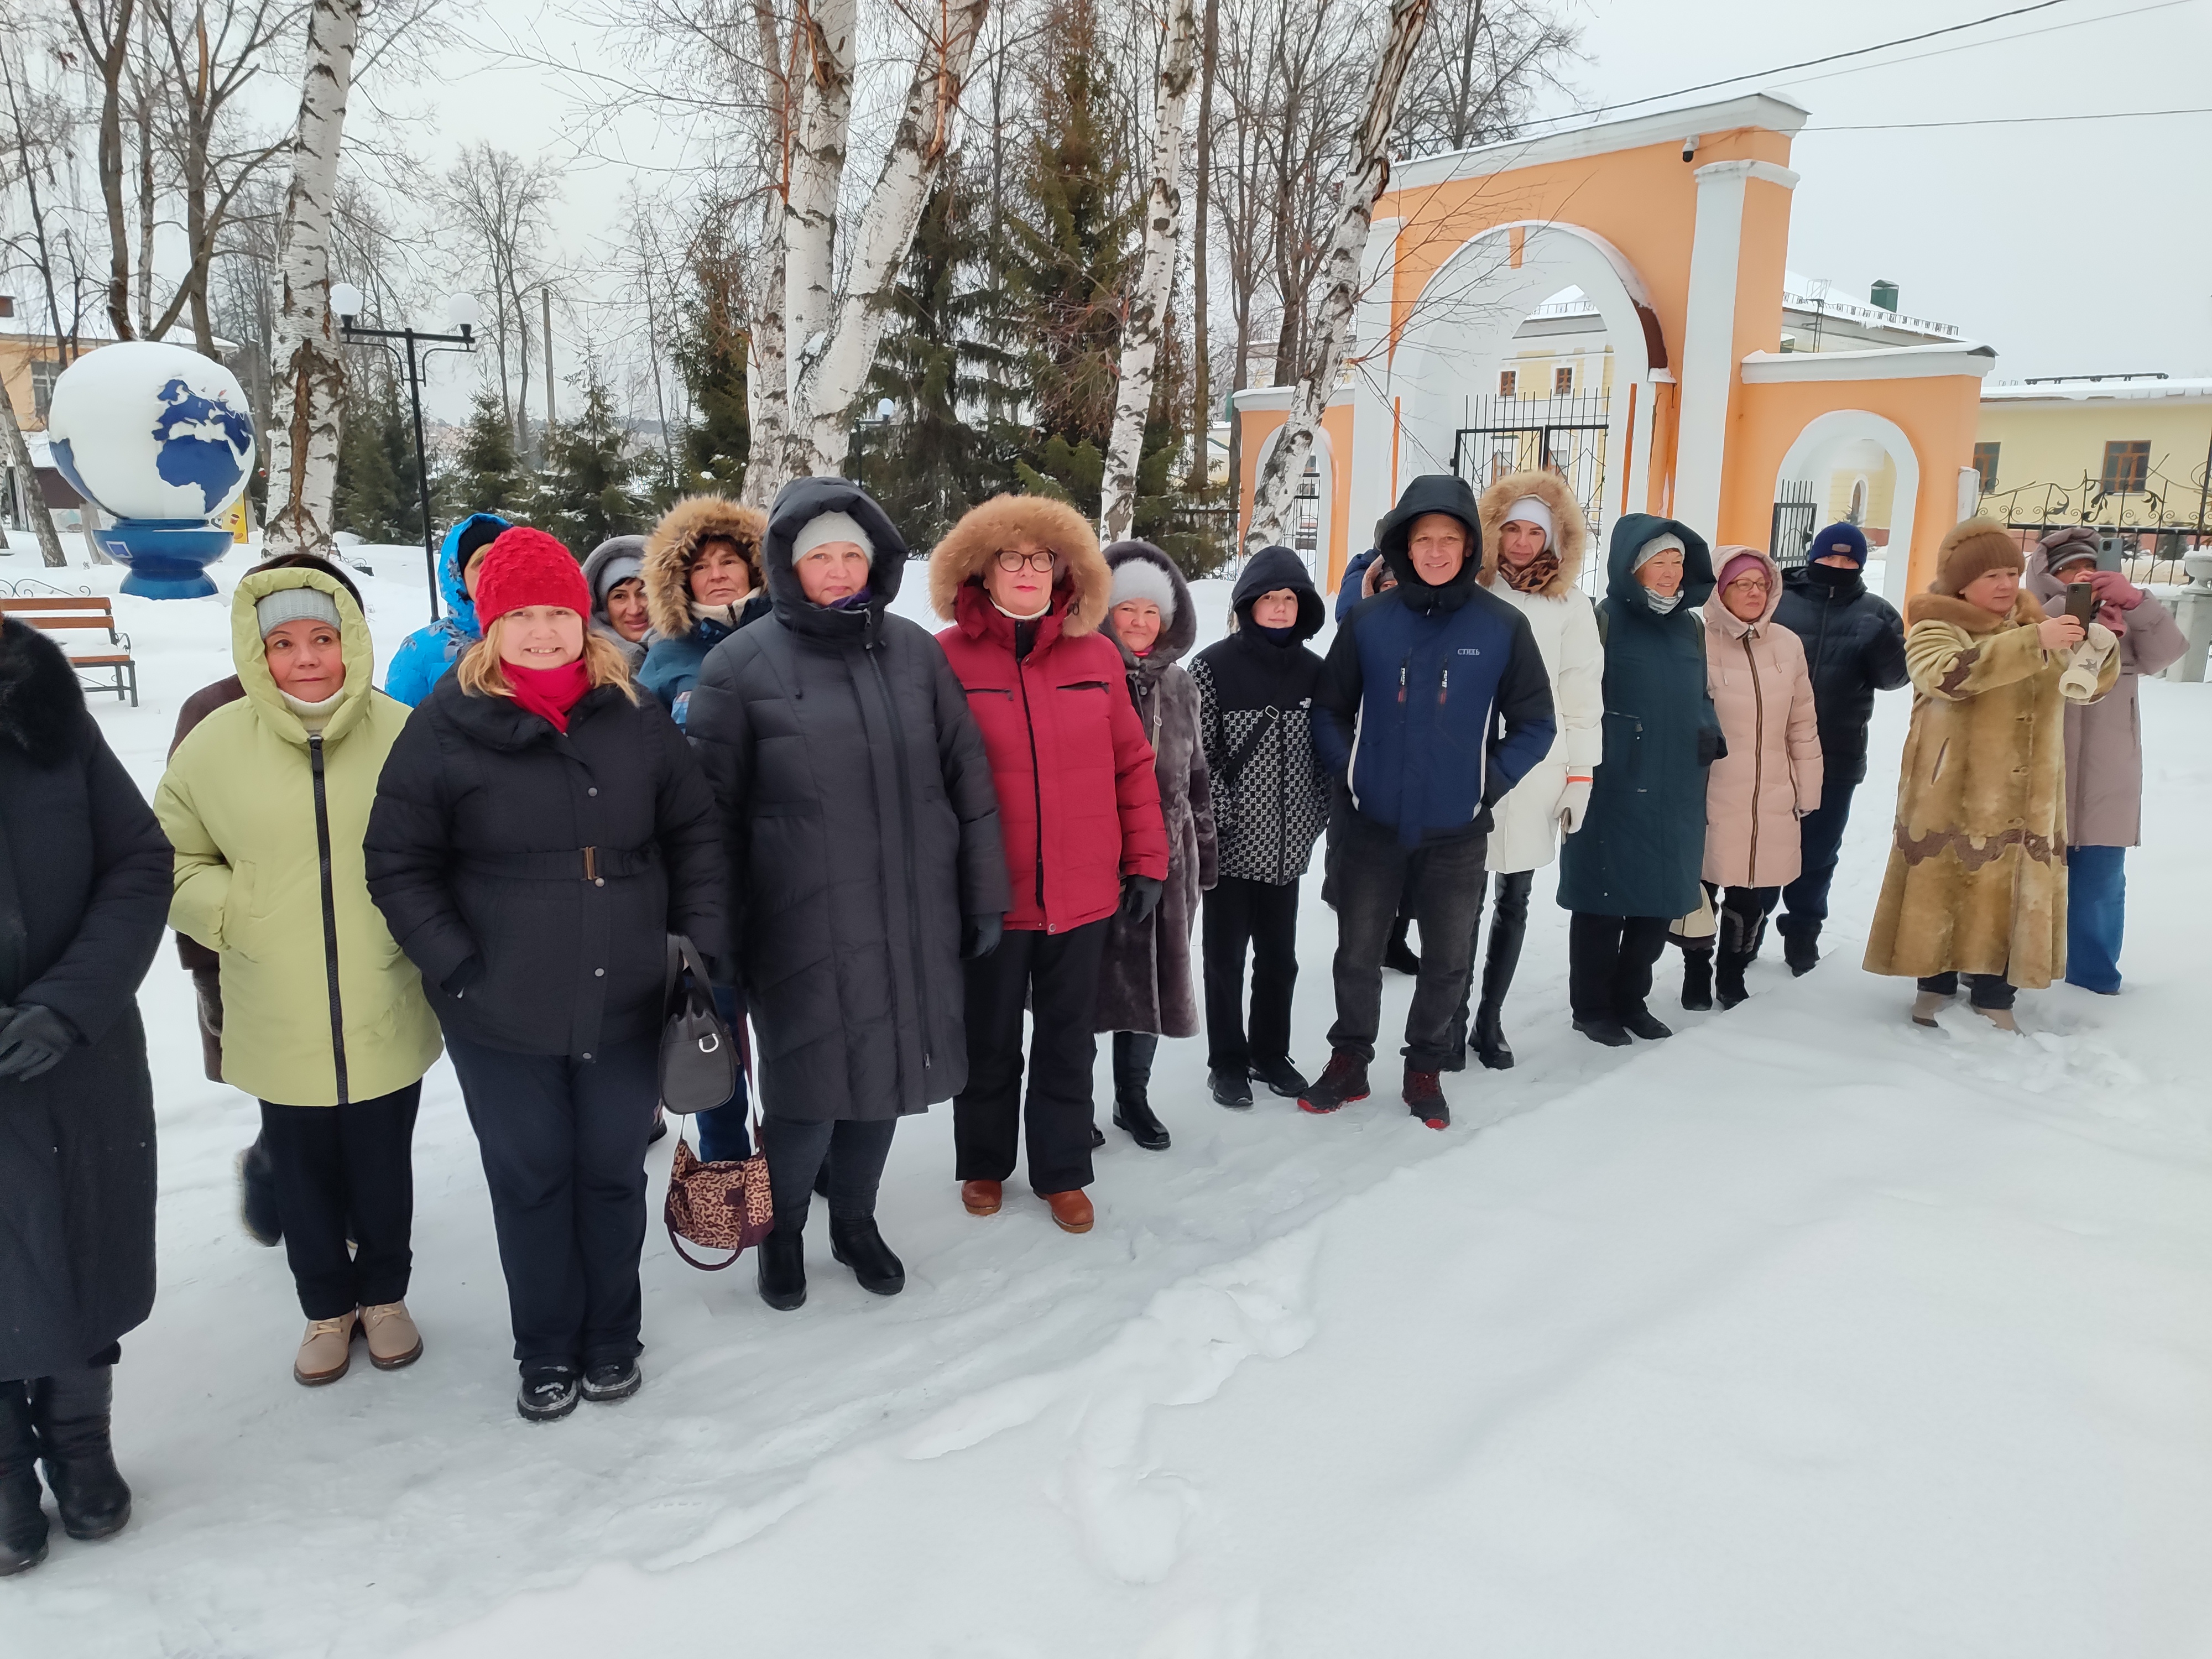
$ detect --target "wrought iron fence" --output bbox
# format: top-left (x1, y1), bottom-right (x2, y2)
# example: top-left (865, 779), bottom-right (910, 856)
top-left (1771, 480), bottom-right (1819, 570)
top-left (1451, 391), bottom-right (1612, 593)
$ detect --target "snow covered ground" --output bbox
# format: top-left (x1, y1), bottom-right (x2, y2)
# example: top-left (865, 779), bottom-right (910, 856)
top-left (7, 542), bottom-right (2212, 1657)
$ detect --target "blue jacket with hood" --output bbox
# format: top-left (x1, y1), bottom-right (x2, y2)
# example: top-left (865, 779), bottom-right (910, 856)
top-left (381, 513), bottom-right (510, 707)
top-left (1316, 473), bottom-right (1556, 848)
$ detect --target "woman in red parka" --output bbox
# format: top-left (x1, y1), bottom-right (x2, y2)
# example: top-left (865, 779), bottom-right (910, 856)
top-left (930, 496), bottom-right (1170, 1235)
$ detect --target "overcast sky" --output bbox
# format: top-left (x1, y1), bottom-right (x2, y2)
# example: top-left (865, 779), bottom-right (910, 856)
top-left (386, 0), bottom-right (2212, 419)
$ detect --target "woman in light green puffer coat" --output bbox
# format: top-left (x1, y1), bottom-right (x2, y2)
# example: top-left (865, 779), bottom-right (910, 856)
top-left (155, 563), bottom-right (441, 1389)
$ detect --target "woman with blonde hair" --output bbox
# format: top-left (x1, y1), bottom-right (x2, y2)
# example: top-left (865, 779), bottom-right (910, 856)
top-left (368, 528), bottom-right (726, 1422)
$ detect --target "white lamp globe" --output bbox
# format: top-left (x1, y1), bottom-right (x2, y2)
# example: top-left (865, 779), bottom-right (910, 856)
top-left (445, 293), bottom-right (482, 331)
top-left (329, 281), bottom-right (365, 320)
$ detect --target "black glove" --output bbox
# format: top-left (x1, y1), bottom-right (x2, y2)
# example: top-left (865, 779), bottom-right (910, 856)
top-left (440, 956), bottom-right (484, 997)
top-left (0, 1004), bottom-right (79, 1082)
top-left (1118, 875), bottom-right (1165, 923)
top-left (1696, 726), bottom-right (1729, 768)
top-left (961, 914), bottom-right (1004, 959)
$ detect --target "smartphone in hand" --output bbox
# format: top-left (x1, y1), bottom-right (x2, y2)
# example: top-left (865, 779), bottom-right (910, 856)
top-left (2063, 582), bottom-right (2098, 624)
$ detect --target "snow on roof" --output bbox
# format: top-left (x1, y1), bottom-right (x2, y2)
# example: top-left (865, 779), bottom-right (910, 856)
top-left (0, 301), bottom-right (235, 353)
top-left (1981, 376), bottom-right (2212, 402)
top-left (1780, 273), bottom-right (1959, 340)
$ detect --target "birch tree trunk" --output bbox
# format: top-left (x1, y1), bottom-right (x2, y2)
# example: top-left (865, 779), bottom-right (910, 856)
top-left (1098, 0), bottom-right (1198, 545)
top-left (780, 0), bottom-right (992, 482)
top-left (1243, 0), bottom-right (1432, 555)
top-left (260, 0), bottom-right (361, 558)
top-left (740, 0), bottom-right (795, 509)
top-left (0, 390), bottom-right (71, 568)
top-left (779, 0), bottom-right (854, 440)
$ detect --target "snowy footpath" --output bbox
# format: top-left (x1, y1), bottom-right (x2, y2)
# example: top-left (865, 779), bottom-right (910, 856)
top-left (7, 548), bottom-right (2212, 1658)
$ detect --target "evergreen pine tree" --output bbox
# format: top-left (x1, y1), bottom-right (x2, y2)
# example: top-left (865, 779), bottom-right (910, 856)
top-left (446, 387), bottom-right (531, 520)
top-left (537, 371), bottom-right (649, 552)
top-left (672, 218), bottom-right (750, 495)
top-left (331, 378), bottom-right (412, 542)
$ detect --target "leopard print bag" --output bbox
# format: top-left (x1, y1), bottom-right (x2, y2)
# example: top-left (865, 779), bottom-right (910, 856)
top-left (662, 1025), bottom-right (773, 1270)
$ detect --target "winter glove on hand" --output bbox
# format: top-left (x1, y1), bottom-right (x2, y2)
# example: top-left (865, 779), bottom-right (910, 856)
top-left (961, 913), bottom-right (1004, 959)
top-left (1695, 726), bottom-right (1729, 768)
top-left (2086, 567), bottom-right (2144, 610)
top-left (2095, 600), bottom-right (2129, 637)
top-left (1118, 875), bottom-right (1166, 924)
top-left (0, 1003), bottom-right (78, 1082)
top-left (1557, 776), bottom-right (1593, 835)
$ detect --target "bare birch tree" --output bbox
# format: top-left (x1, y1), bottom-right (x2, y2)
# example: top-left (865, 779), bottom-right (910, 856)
top-left (1097, 0), bottom-right (1197, 542)
top-left (1243, 0), bottom-right (1431, 553)
top-left (261, 0), bottom-right (360, 556)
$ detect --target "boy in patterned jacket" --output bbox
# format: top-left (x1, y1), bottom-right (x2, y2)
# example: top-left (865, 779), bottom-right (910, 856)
top-left (1189, 546), bottom-right (1332, 1107)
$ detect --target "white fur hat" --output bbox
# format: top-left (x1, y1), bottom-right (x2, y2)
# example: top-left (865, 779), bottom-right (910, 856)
top-left (1109, 556), bottom-right (1178, 621)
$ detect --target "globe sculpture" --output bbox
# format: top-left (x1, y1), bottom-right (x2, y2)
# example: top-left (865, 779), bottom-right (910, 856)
top-left (45, 340), bottom-right (256, 599)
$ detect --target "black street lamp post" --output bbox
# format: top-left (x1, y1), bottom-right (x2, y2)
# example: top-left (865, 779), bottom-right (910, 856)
top-left (331, 284), bottom-right (481, 623)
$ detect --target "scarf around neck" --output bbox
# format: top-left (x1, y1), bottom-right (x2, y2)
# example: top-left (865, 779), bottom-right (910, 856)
top-left (1643, 588), bottom-right (1683, 617)
top-left (1501, 550), bottom-right (1560, 594)
top-left (505, 658), bottom-right (592, 733)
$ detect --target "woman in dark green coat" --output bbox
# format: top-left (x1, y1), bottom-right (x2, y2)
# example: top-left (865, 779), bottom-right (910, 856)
top-left (1556, 513), bottom-right (1720, 1046)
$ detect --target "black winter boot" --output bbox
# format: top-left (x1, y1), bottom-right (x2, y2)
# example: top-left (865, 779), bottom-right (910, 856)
top-left (1249, 1057), bottom-right (1308, 1099)
top-left (1716, 907), bottom-right (1757, 1009)
top-left (0, 1384), bottom-right (48, 1576)
top-left (1474, 873), bottom-right (1530, 1070)
top-left (1298, 1051), bottom-right (1370, 1114)
top-left (1111, 1032), bottom-right (1170, 1150)
top-left (1782, 924), bottom-right (1820, 977)
top-left (1680, 947), bottom-right (1714, 1011)
top-left (829, 1217), bottom-right (906, 1296)
top-left (30, 1368), bottom-right (130, 1543)
top-left (757, 1215), bottom-right (808, 1312)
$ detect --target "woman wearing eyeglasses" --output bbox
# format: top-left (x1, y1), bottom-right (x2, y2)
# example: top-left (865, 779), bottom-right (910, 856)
top-left (928, 498), bottom-right (1170, 1235)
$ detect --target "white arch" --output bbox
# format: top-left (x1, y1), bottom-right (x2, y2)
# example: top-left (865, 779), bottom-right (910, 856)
top-left (1249, 420), bottom-right (1335, 588)
top-left (1775, 408), bottom-right (1922, 601)
top-left (1381, 221), bottom-right (1661, 542)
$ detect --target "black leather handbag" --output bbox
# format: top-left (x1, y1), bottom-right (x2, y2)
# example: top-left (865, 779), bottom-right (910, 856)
top-left (658, 934), bottom-right (738, 1115)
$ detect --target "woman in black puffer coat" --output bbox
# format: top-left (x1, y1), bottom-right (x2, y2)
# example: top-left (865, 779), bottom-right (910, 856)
top-left (0, 619), bottom-right (170, 1574)
top-left (686, 477), bottom-right (1006, 1312)
top-left (367, 528), bottom-right (726, 1423)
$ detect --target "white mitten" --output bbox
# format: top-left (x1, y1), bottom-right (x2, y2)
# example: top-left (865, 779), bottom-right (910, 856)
top-left (2058, 622), bottom-right (2117, 700)
top-left (1557, 776), bottom-right (1593, 834)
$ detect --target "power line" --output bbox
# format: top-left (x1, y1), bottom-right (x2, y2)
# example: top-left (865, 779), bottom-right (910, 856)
top-left (1807, 105), bottom-right (2212, 130)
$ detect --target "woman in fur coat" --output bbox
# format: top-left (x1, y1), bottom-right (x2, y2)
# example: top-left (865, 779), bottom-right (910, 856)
top-left (1093, 541), bottom-right (1217, 1151)
top-left (637, 495), bottom-right (772, 727)
top-left (1863, 519), bottom-right (2118, 1031)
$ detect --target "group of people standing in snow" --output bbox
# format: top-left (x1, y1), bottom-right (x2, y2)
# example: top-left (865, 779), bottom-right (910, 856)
top-left (0, 448), bottom-right (2183, 1574)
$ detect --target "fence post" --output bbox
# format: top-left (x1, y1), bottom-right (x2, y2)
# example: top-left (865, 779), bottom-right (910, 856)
top-left (2169, 546), bottom-right (2212, 682)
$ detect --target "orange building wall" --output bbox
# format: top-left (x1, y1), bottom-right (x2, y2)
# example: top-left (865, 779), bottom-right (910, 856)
top-left (1234, 401), bottom-right (1358, 592)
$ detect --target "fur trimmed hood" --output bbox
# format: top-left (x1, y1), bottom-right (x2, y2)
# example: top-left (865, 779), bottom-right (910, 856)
top-left (1101, 540), bottom-right (1197, 667)
top-left (644, 495), bottom-right (767, 641)
top-left (928, 494), bottom-right (1109, 637)
top-left (1477, 469), bottom-right (1588, 598)
top-left (0, 614), bottom-right (88, 768)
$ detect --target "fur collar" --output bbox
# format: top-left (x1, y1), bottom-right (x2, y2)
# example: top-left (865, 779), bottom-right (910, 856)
top-left (928, 494), bottom-right (1109, 637)
top-left (0, 616), bottom-right (88, 768)
top-left (1905, 589), bottom-right (2044, 635)
top-left (1476, 469), bottom-right (1587, 598)
top-left (643, 495), bottom-right (768, 642)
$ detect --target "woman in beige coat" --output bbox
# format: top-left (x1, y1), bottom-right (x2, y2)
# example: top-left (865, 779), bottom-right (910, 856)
top-left (1682, 547), bottom-right (1820, 1010)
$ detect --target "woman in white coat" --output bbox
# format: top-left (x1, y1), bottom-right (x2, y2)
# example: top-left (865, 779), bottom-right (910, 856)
top-left (1447, 471), bottom-right (1605, 1070)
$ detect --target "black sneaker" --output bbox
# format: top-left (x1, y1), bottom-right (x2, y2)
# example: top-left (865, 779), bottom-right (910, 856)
top-left (517, 1368), bottom-right (580, 1423)
top-left (1621, 1007), bottom-right (1673, 1040)
top-left (1208, 1067), bottom-right (1254, 1109)
top-left (1249, 1057), bottom-right (1308, 1098)
top-left (1573, 1017), bottom-right (1632, 1048)
top-left (1404, 1068), bottom-right (1449, 1130)
top-left (1298, 1051), bottom-right (1370, 1114)
top-left (581, 1359), bottom-right (641, 1405)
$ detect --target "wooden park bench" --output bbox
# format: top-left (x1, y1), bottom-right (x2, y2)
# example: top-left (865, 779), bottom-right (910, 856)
top-left (0, 586), bottom-right (139, 707)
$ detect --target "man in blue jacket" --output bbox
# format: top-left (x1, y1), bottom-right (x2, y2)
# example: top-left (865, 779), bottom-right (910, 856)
top-left (1304, 474), bottom-right (1556, 1128)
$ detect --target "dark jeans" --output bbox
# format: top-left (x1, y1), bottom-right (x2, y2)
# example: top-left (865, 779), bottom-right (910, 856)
top-left (763, 1117), bottom-right (896, 1225)
top-left (1326, 813), bottom-right (1486, 1070)
top-left (1918, 971), bottom-right (2015, 1011)
top-left (1568, 914), bottom-right (1671, 1024)
top-left (2065, 844), bottom-right (2126, 993)
top-left (1780, 778), bottom-right (1858, 938)
top-left (693, 983), bottom-right (753, 1164)
top-left (446, 1033), bottom-right (659, 1373)
top-left (955, 920), bottom-right (1108, 1194)
top-left (1202, 875), bottom-right (1301, 1073)
top-left (258, 1083), bottom-right (421, 1321)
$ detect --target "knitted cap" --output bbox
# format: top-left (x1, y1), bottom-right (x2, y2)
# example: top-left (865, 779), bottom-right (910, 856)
top-left (2041, 525), bottom-right (2101, 572)
top-left (792, 510), bottom-right (875, 564)
top-left (1809, 521), bottom-right (1869, 567)
top-left (1501, 495), bottom-right (1554, 546)
top-left (1933, 518), bottom-right (2025, 597)
top-left (1718, 551), bottom-right (1768, 590)
top-left (255, 585), bottom-right (342, 638)
top-left (1634, 531), bottom-right (1685, 571)
top-left (1109, 556), bottom-right (1178, 622)
top-left (474, 527), bottom-right (589, 625)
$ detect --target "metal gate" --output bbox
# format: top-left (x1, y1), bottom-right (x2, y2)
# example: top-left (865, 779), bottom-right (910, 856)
top-left (1451, 392), bottom-right (1611, 559)
top-left (1771, 479), bottom-right (1818, 570)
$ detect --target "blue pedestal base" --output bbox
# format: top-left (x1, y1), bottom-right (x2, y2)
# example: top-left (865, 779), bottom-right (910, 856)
top-left (93, 520), bottom-right (234, 599)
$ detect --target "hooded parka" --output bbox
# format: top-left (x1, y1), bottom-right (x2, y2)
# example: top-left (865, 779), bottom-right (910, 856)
top-left (1475, 470), bottom-right (1605, 875)
top-left (1771, 561), bottom-right (1907, 786)
top-left (0, 619), bottom-right (170, 1381)
top-left (684, 477), bottom-right (1009, 1123)
top-left (581, 534), bottom-right (651, 671)
top-left (383, 512), bottom-right (510, 707)
top-left (638, 495), bottom-right (772, 724)
top-left (155, 566), bottom-right (442, 1107)
top-left (1863, 587), bottom-right (2120, 988)
top-left (1556, 514), bottom-right (1723, 919)
top-left (930, 495), bottom-right (1170, 933)
top-left (1700, 547), bottom-right (1823, 888)
top-left (1093, 541), bottom-right (1217, 1036)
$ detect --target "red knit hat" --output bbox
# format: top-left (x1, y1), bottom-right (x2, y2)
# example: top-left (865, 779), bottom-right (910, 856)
top-left (473, 527), bottom-right (589, 625)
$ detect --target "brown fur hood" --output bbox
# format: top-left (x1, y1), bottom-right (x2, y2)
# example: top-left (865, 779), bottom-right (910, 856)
top-left (1905, 589), bottom-right (2046, 636)
top-left (1477, 469), bottom-right (1587, 598)
top-left (644, 495), bottom-right (767, 641)
top-left (928, 494), bottom-right (1109, 637)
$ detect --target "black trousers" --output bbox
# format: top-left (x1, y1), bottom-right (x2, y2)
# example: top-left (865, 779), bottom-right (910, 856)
top-left (954, 920), bottom-right (1108, 1194)
top-left (1919, 970), bottom-right (2016, 1011)
top-left (1567, 914), bottom-right (1672, 1024)
top-left (1327, 814), bottom-right (1487, 1070)
top-left (1683, 885), bottom-right (1781, 956)
top-left (763, 1117), bottom-right (897, 1225)
top-left (258, 1083), bottom-right (421, 1321)
top-left (446, 1033), bottom-right (659, 1373)
top-left (1202, 875), bottom-right (1302, 1073)
top-left (1780, 776), bottom-right (1858, 938)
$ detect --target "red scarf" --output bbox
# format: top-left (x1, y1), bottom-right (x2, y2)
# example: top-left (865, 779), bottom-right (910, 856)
top-left (504, 657), bottom-right (592, 733)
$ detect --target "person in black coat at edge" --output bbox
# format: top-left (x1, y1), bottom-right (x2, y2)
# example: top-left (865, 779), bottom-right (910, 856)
top-left (1769, 521), bottom-right (1907, 973)
top-left (1305, 475), bottom-right (1556, 1128)
top-left (367, 527), bottom-right (727, 1424)
top-left (0, 618), bottom-right (171, 1575)
top-left (685, 478), bottom-right (1008, 1312)
top-left (1190, 545), bottom-right (1332, 1108)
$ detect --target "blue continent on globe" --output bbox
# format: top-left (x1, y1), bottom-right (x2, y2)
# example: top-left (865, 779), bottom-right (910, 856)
top-left (150, 375), bottom-right (251, 513)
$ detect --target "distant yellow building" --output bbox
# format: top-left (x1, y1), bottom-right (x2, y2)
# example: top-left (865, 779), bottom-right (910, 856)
top-left (1974, 377), bottom-right (2212, 545)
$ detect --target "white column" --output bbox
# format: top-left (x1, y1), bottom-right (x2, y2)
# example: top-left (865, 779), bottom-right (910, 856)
top-left (1347, 218), bottom-right (1402, 558)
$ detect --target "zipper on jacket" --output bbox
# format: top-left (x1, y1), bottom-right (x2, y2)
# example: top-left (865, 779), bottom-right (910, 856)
top-left (865, 647), bottom-right (934, 1068)
top-left (1741, 634), bottom-right (1765, 885)
top-left (308, 734), bottom-right (350, 1105)
top-left (1015, 657), bottom-right (1047, 915)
